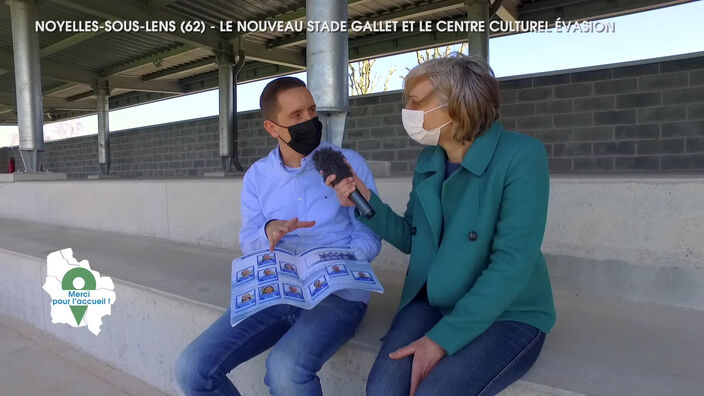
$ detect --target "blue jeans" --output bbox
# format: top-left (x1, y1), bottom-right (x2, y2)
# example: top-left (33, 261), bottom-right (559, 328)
top-left (367, 290), bottom-right (546, 396)
top-left (175, 294), bottom-right (367, 396)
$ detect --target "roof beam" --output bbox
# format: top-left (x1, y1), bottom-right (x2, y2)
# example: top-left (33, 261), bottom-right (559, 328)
top-left (98, 43), bottom-right (200, 77)
top-left (66, 91), bottom-right (94, 102)
top-left (39, 27), bottom-right (105, 58)
top-left (44, 83), bottom-right (87, 96)
top-left (110, 76), bottom-right (183, 93)
top-left (142, 57), bottom-right (215, 81)
top-left (241, 42), bottom-right (306, 69)
top-left (0, 51), bottom-right (182, 93)
top-left (0, 105), bottom-right (14, 116)
top-left (0, 92), bottom-right (96, 110)
top-left (108, 91), bottom-right (178, 110)
top-left (496, 0), bottom-right (519, 21)
top-left (179, 62), bottom-right (300, 93)
top-left (0, 51), bottom-right (96, 84)
top-left (146, 0), bottom-right (180, 10)
top-left (44, 97), bottom-right (97, 110)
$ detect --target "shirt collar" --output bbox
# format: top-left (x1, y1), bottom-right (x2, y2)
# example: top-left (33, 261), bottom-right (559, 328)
top-left (274, 142), bottom-right (331, 173)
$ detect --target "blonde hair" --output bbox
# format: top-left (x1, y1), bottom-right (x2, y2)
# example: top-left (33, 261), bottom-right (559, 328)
top-left (403, 53), bottom-right (500, 142)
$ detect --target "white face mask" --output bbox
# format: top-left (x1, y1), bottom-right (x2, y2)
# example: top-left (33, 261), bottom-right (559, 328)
top-left (401, 104), bottom-right (452, 146)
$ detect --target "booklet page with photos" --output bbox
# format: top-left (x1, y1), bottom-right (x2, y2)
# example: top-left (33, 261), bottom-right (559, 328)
top-left (230, 246), bottom-right (384, 325)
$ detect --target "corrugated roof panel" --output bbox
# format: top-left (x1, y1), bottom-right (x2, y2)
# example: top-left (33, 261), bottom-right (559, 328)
top-left (46, 83), bottom-right (94, 99)
top-left (43, 32), bottom-right (177, 72)
top-left (34, 1), bottom-right (106, 49)
top-left (155, 62), bottom-right (217, 80)
top-left (117, 47), bottom-right (214, 78)
top-left (0, 6), bottom-right (13, 52)
top-left (166, 0), bottom-right (306, 24)
top-left (0, 73), bottom-right (15, 92)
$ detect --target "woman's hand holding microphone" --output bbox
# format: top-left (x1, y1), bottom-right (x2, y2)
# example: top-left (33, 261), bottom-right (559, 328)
top-left (324, 160), bottom-right (371, 208)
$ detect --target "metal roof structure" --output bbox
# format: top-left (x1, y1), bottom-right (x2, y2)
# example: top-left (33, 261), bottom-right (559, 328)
top-left (0, 0), bottom-right (692, 125)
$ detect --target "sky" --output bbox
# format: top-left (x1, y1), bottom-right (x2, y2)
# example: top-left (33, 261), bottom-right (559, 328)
top-left (1, 0), bottom-right (703, 147)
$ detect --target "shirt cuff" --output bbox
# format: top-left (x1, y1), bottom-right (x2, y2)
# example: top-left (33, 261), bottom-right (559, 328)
top-left (262, 219), bottom-right (276, 242)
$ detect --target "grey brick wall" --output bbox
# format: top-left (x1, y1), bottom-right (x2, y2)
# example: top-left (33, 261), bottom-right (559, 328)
top-left (497, 55), bottom-right (704, 172)
top-left (1, 118), bottom-right (224, 178)
top-left (1, 53), bottom-right (702, 177)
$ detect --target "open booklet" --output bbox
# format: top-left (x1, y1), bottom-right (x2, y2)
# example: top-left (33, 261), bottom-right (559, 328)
top-left (230, 245), bottom-right (384, 326)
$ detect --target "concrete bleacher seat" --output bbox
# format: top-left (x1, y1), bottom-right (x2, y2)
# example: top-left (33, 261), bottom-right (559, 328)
top-left (2, 215), bottom-right (703, 395)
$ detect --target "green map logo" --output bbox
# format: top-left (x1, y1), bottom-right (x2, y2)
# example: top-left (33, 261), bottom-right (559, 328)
top-left (42, 248), bottom-right (116, 335)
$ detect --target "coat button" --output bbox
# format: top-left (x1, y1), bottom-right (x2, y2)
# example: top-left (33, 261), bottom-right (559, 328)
top-left (468, 231), bottom-right (478, 241)
top-left (411, 226), bottom-right (417, 236)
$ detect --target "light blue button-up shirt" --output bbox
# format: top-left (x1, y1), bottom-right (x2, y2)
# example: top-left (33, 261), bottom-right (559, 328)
top-left (238, 141), bottom-right (382, 304)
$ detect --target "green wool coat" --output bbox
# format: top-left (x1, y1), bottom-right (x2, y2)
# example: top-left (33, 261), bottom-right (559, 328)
top-left (357, 122), bottom-right (556, 355)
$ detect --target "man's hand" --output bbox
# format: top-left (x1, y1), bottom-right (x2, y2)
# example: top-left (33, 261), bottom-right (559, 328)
top-left (389, 336), bottom-right (447, 396)
top-left (324, 161), bottom-right (371, 207)
top-left (265, 217), bottom-right (315, 251)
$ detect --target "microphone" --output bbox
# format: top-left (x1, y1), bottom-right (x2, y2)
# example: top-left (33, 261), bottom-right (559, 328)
top-left (313, 148), bottom-right (376, 219)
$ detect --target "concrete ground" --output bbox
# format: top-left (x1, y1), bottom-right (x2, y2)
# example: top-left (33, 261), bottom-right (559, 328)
top-left (0, 313), bottom-right (168, 396)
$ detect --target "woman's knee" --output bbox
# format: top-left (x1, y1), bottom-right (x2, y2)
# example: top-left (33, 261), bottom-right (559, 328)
top-left (365, 370), bottom-right (389, 396)
top-left (366, 371), bottom-right (409, 396)
top-left (365, 351), bottom-right (411, 396)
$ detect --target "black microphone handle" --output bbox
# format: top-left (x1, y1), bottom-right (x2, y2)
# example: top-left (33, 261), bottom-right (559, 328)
top-left (349, 189), bottom-right (375, 219)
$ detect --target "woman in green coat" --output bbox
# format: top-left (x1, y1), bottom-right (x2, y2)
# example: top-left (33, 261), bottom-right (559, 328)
top-left (327, 54), bottom-right (556, 396)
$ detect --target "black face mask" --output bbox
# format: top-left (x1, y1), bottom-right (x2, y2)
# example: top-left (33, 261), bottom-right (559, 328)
top-left (272, 116), bottom-right (323, 156)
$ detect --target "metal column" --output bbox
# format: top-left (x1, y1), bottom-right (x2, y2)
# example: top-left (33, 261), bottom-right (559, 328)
top-left (95, 79), bottom-right (111, 175)
top-left (466, 0), bottom-right (490, 61)
top-left (216, 43), bottom-right (235, 172)
top-left (306, 0), bottom-right (348, 147)
top-left (8, 0), bottom-right (44, 172)
top-left (232, 44), bottom-right (245, 172)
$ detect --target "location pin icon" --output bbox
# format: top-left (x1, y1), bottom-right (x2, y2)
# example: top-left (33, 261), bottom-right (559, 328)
top-left (61, 267), bottom-right (97, 326)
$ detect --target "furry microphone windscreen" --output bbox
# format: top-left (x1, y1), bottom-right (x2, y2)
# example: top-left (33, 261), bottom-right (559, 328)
top-left (312, 148), bottom-right (353, 186)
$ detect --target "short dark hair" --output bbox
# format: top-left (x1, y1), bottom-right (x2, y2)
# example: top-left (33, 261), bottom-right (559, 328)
top-left (259, 76), bottom-right (307, 122)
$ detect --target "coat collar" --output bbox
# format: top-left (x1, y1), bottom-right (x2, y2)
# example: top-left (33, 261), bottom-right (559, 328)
top-left (411, 122), bottom-right (503, 247)
top-left (415, 121), bottom-right (503, 177)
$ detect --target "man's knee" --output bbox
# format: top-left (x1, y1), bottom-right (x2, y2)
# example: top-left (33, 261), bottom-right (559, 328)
top-left (265, 347), bottom-right (317, 392)
top-left (174, 347), bottom-right (207, 392)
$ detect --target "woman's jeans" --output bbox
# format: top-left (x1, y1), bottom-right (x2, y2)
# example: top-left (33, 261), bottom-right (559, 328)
top-left (175, 294), bottom-right (367, 396)
top-left (367, 290), bottom-right (546, 396)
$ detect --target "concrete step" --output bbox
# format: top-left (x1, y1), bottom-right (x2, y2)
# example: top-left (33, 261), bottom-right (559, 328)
top-left (0, 312), bottom-right (167, 396)
top-left (2, 175), bottom-right (702, 311)
top-left (1, 216), bottom-right (703, 395)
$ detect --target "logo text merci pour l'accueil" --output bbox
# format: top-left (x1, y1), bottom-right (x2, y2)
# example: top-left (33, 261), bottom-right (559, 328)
top-left (43, 249), bottom-right (116, 335)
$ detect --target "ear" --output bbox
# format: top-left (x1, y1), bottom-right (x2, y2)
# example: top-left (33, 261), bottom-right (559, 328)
top-left (262, 120), bottom-right (279, 138)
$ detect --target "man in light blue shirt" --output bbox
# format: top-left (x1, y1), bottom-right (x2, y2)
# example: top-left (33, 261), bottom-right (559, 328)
top-left (175, 76), bottom-right (381, 396)
top-left (239, 138), bottom-right (380, 304)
